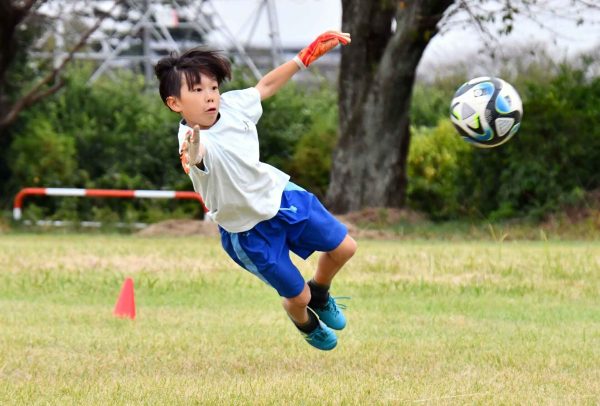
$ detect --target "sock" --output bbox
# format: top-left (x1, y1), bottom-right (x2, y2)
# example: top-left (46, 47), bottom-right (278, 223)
top-left (308, 278), bottom-right (330, 309)
top-left (293, 309), bottom-right (320, 333)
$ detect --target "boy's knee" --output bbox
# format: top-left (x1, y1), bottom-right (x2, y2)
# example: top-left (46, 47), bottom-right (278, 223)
top-left (331, 235), bottom-right (357, 263)
top-left (283, 284), bottom-right (311, 308)
top-left (345, 236), bottom-right (358, 257)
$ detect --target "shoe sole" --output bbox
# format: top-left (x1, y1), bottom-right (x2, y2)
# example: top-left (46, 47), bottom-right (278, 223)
top-left (307, 339), bottom-right (337, 351)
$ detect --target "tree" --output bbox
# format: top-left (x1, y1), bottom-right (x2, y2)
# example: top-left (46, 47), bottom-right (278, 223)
top-left (327, 0), bottom-right (600, 213)
top-left (0, 0), bottom-right (218, 133)
top-left (0, 0), bottom-right (120, 131)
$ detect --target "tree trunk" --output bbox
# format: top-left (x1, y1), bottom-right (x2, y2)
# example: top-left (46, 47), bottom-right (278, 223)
top-left (0, 1), bottom-right (29, 113)
top-left (326, 0), bottom-right (453, 213)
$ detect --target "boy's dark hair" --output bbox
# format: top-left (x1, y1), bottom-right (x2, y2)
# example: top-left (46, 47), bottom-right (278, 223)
top-left (154, 48), bottom-right (232, 105)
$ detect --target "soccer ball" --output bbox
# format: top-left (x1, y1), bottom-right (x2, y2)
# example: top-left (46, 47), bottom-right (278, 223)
top-left (450, 77), bottom-right (523, 148)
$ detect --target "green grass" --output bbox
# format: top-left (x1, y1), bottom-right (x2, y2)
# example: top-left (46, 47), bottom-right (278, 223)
top-left (1, 234), bottom-right (599, 404)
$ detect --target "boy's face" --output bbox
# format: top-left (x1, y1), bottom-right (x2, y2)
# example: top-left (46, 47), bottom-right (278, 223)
top-left (166, 73), bottom-right (220, 129)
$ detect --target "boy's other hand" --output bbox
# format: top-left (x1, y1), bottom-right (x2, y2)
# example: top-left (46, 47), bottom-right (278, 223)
top-left (180, 125), bottom-right (203, 174)
top-left (294, 31), bottom-right (351, 70)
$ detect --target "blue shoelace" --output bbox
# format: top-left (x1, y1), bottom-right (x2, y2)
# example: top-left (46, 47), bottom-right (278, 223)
top-left (323, 296), bottom-right (350, 314)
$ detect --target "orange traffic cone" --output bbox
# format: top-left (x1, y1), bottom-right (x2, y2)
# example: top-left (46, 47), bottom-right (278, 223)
top-left (113, 277), bottom-right (136, 319)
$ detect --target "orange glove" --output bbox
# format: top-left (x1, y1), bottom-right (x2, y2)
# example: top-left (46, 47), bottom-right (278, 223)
top-left (180, 125), bottom-right (204, 174)
top-left (293, 31), bottom-right (351, 70)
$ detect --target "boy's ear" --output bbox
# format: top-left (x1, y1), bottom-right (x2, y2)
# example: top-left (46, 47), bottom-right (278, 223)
top-left (166, 96), bottom-right (182, 112)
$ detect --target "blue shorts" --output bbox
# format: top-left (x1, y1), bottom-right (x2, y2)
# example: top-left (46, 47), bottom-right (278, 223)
top-left (219, 182), bottom-right (347, 298)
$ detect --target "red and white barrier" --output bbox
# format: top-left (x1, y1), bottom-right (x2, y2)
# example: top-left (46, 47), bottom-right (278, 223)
top-left (13, 187), bottom-right (206, 221)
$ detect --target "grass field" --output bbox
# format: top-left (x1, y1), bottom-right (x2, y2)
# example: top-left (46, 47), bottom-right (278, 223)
top-left (1, 234), bottom-right (599, 404)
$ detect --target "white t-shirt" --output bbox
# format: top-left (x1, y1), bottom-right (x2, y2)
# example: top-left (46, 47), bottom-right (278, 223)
top-left (177, 87), bottom-right (290, 233)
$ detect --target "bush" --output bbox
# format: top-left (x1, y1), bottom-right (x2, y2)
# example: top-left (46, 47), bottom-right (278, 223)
top-left (411, 76), bottom-right (463, 127)
top-left (285, 105), bottom-right (338, 200)
top-left (3, 68), bottom-right (339, 223)
top-left (6, 68), bottom-right (199, 222)
top-left (407, 120), bottom-right (471, 219)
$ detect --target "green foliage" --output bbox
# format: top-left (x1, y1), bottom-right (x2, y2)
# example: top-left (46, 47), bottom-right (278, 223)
top-left (9, 120), bottom-right (78, 187)
top-left (285, 103), bottom-right (338, 200)
top-left (2, 67), bottom-right (338, 223)
top-left (410, 76), bottom-right (464, 127)
top-left (407, 120), bottom-right (471, 219)
top-left (257, 85), bottom-right (313, 169)
top-left (258, 83), bottom-right (333, 171)
top-left (5, 67), bottom-right (200, 222)
top-left (4, 51), bottom-right (599, 225)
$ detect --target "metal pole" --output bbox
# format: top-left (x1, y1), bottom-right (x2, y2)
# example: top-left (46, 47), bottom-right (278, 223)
top-left (265, 0), bottom-right (283, 68)
top-left (143, 0), bottom-right (153, 85)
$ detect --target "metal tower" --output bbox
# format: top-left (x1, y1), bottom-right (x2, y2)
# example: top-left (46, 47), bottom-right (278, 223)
top-left (33, 0), bottom-right (285, 84)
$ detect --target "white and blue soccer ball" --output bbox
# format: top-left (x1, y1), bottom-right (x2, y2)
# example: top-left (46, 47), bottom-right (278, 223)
top-left (450, 77), bottom-right (523, 148)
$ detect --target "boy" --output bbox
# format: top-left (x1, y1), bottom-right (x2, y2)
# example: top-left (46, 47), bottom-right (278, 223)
top-left (155, 31), bottom-right (356, 351)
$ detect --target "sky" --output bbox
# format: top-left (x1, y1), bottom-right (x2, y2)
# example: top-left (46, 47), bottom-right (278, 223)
top-left (207, 0), bottom-right (600, 70)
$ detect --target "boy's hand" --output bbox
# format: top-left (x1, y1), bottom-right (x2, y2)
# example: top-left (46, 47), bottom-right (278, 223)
top-left (293, 31), bottom-right (351, 70)
top-left (180, 125), bottom-right (203, 174)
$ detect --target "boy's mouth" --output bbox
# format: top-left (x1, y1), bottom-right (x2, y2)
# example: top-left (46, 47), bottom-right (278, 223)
top-left (206, 107), bottom-right (217, 114)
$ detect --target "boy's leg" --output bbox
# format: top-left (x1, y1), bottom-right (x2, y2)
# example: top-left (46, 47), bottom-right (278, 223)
top-left (314, 234), bottom-right (357, 286)
top-left (282, 283), bottom-right (311, 324)
top-left (282, 284), bottom-right (337, 351)
top-left (219, 225), bottom-right (337, 350)
top-left (308, 235), bottom-right (357, 330)
top-left (281, 184), bottom-right (358, 330)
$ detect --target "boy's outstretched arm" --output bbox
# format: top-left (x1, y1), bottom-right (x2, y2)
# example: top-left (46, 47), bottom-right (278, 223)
top-left (255, 30), bottom-right (351, 101)
top-left (255, 60), bottom-right (300, 101)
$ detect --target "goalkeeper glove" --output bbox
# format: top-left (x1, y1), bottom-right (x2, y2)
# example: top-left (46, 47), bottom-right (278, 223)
top-left (293, 30), bottom-right (351, 70)
top-left (180, 125), bottom-right (204, 174)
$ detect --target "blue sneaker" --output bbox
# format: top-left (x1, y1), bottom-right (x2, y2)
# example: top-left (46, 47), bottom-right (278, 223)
top-left (302, 321), bottom-right (337, 351)
top-left (311, 296), bottom-right (348, 330)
